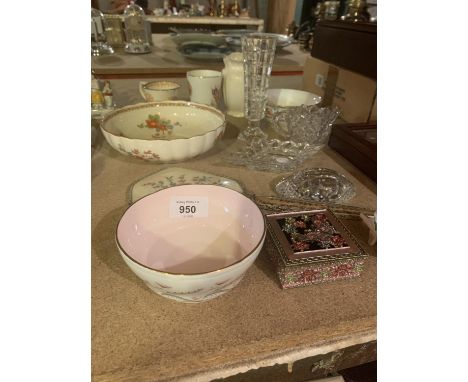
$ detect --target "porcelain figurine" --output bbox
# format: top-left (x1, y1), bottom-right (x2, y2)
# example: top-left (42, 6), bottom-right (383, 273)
top-left (102, 81), bottom-right (114, 108)
top-left (222, 52), bottom-right (244, 117)
top-left (91, 77), bottom-right (104, 110)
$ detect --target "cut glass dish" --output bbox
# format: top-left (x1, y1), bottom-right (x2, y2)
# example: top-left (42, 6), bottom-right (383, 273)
top-left (225, 105), bottom-right (340, 172)
top-left (225, 138), bottom-right (320, 172)
top-left (274, 168), bottom-right (355, 203)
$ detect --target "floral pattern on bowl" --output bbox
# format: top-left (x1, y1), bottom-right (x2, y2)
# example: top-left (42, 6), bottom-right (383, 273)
top-left (129, 167), bottom-right (244, 203)
top-left (145, 274), bottom-right (244, 303)
top-left (137, 114), bottom-right (181, 137)
top-left (211, 86), bottom-right (221, 107)
top-left (118, 144), bottom-right (160, 161)
top-left (101, 101), bottom-right (226, 163)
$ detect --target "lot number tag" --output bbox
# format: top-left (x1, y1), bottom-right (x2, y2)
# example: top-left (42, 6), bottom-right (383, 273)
top-left (170, 196), bottom-right (209, 218)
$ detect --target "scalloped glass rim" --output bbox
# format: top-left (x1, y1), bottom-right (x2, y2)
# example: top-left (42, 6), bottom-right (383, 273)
top-left (225, 139), bottom-right (321, 173)
top-left (274, 168), bottom-right (356, 203)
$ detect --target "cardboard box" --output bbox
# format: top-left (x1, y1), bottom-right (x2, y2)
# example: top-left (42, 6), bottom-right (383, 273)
top-left (303, 56), bottom-right (377, 123)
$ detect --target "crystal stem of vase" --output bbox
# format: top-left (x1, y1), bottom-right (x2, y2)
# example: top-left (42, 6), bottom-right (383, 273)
top-left (238, 34), bottom-right (277, 142)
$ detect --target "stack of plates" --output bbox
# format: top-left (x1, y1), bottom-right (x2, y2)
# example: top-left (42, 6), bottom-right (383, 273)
top-left (179, 42), bottom-right (234, 61)
top-left (171, 32), bottom-right (234, 61)
top-left (225, 33), bottom-right (294, 49)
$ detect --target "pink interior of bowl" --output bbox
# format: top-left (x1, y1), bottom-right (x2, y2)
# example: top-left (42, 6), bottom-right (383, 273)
top-left (117, 185), bottom-right (265, 275)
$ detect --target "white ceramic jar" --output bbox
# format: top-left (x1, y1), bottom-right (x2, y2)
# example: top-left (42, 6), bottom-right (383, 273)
top-left (222, 52), bottom-right (245, 117)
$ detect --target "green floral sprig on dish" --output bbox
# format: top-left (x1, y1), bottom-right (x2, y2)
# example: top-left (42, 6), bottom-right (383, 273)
top-left (137, 114), bottom-right (181, 135)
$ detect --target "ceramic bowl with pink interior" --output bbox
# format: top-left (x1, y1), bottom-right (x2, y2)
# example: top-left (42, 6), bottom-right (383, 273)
top-left (116, 185), bottom-right (266, 303)
top-left (101, 101), bottom-right (225, 162)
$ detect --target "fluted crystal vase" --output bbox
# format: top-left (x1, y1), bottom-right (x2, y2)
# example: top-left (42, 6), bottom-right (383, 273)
top-left (237, 34), bottom-right (277, 142)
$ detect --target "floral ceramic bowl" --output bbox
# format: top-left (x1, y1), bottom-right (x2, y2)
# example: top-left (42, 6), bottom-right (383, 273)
top-left (116, 185), bottom-right (266, 303)
top-left (265, 88), bottom-right (321, 122)
top-left (101, 101), bottom-right (225, 162)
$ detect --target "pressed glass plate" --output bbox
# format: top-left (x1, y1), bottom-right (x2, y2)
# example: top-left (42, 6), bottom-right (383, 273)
top-left (274, 168), bottom-right (355, 203)
top-left (128, 167), bottom-right (244, 204)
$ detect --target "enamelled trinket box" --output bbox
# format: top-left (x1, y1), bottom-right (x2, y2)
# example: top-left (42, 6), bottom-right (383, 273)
top-left (266, 209), bottom-right (368, 289)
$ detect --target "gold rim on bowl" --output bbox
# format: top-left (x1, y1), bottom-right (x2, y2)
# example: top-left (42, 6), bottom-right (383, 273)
top-left (115, 185), bottom-right (267, 276)
top-left (101, 101), bottom-right (226, 141)
top-left (186, 70), bottom-right (222, 79)
top-left (142, 81), bottom-right (181, 91)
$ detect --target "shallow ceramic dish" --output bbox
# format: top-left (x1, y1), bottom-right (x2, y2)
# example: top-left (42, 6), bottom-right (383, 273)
top-left (129, 167), bottom-right (244, 203)
top-left (179, 42), bottom-right (233, 61)
top-left (171, 33), bottom-right (226, 47)
top-left (116, 185), bottom-right (266, 303)
top-left (100, 101), bottom-right (225, 162)
top-left (265, 88), bottom-right (321, 122)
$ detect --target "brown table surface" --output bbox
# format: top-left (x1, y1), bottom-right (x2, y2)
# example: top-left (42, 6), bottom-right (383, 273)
top-left (91, 76), bottom-right (377, 381)
top-left (91, 34), bottom-right (309, 78)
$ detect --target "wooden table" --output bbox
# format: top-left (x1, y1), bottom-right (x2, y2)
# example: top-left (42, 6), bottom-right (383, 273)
top-left (91, 34), bottom-right (309, 79)
top-left (91, 76), bottom-right (377, 381)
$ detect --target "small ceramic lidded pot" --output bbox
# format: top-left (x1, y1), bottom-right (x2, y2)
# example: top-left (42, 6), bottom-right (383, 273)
top-left (139, 81), bottom-right (180, 102)
top-left (186, 70), bottom-right (222, 108)
top-left (222, 52), bottom-right (244, 117)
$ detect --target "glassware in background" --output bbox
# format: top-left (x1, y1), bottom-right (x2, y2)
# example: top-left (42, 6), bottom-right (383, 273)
top-left (238, 34), bottom-right (277, 142)
top-left (341, 0), bottom-right (370, 22)
top-left (314, 2), bottom-right (326, 23)
top-left (209, 0), bottom-right (218, 16)
top-left (123, 4), bottom-right (151, 54)
top-left (324, 1), bottom-right (340, 21)
top-left (103, 15), bottom-right (125, 48)
top-left (230, 0), bottom-right (240, 17)
top-left (91, 8), bottom-right (114, 56)
top-left (219, 0), bottom-right (226, 17)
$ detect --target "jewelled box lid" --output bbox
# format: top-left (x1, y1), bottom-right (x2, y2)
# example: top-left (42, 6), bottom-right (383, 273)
top-left (266, 209), bottom-right (366, 264)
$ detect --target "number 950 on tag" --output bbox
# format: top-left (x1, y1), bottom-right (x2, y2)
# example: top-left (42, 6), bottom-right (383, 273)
top-left (169, 196), bottom-right (209, 218)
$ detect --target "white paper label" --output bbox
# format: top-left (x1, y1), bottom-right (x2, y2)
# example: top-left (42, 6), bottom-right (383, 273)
top-left (170, 196), bottom-right (208, 218)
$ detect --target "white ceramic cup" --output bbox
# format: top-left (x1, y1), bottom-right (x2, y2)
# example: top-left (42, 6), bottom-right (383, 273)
top-left (139, 81), bottom-right (180, 102)
top-left (186, 70), bottom-right (223, 108)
